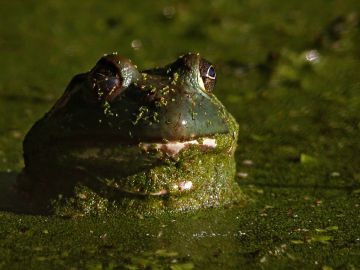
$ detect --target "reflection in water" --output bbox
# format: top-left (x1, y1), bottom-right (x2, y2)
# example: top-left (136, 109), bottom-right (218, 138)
top-left (0, 171), bottom-right (40, 214)
top-left (0, 170), bottom-right (250, 267)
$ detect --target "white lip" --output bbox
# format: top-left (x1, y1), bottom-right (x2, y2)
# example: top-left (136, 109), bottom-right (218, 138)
top-left (141, 137), bottom-right (217, 156)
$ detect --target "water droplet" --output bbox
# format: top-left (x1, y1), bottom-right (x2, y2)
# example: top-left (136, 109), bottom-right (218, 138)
top-left (162, 6), bottom-right (176, 19)
top-left (305, 50), bottom-right (320, 63)
top-left (131, 39), bottom-right (142, 50)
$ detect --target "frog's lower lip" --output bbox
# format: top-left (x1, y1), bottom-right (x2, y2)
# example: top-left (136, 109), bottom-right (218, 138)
top-left (50, 134), bottom-right (218, 153)
top-left (140, 137), bottom-right (217, 156)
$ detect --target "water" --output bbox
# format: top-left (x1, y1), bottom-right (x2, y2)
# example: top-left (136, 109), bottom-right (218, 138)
top-left (1, 1), bottom-right (360, 269)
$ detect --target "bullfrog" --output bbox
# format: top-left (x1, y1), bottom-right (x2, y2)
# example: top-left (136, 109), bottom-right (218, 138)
top-left (17, 52), bottom-right (243, 216)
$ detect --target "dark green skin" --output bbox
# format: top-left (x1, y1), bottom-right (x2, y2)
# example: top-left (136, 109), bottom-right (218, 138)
top-left (18, 53), bottom-right (243, 216)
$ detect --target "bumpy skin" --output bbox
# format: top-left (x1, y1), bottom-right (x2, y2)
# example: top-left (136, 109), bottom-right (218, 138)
top-left (18, 53), bottom-right (243, 216)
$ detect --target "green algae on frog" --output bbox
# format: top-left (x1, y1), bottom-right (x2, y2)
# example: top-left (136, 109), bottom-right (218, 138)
top-left (17, 52), bottom-right (243, 215)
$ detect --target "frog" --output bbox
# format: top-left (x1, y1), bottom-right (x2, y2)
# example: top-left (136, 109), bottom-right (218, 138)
top-left (17, 52), bottom-right (244, 216)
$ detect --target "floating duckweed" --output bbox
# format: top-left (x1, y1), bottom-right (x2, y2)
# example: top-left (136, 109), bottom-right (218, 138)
top-left (172, 72), bottom-right (179, 85)
top-left (133, 106), bottom-right (149, 125)
top-left (102, 101), bottom-right (114, 116)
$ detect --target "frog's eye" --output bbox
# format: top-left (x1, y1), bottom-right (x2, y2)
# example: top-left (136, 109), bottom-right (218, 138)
top-left (90, 58), bottom-right (123, 102)
top-left (199, 59), bottom-right (216, 92)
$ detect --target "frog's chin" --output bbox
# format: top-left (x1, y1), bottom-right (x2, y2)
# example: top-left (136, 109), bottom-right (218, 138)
top-left (140, 137), bottom-right (217, 156)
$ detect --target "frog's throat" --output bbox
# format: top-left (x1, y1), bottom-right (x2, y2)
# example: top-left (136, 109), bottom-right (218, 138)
top-left (107, 179), bottom-right (193, 197)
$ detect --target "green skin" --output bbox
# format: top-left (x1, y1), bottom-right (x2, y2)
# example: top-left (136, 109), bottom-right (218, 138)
top-left (17, 53), bottom-right (243, 216)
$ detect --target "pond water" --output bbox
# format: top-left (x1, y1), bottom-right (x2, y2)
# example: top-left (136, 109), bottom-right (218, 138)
top-left (1, 1), bottom-right (359, 269)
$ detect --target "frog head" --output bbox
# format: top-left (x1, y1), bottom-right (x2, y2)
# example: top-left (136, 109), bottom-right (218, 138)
top-left (42, 52), bottom-right (234, 143)
top-left (20, 53), bottom-right (241, 215)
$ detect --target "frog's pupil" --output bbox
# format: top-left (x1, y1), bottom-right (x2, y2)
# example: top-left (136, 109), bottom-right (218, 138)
top-left (100, 76), bottom-right (120, 90)
top-left (199, 58), bottom-right (216, 92)
top-left (207, 66), bottom-right (216, 79)
top-left (91, 61), bottom-right (123, 102)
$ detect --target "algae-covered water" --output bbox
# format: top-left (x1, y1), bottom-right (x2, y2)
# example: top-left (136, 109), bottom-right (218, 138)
top-left (1, 1), bottom-right (360, 269)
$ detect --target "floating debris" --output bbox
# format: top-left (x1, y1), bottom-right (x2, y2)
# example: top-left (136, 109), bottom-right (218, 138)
top-left (237, 172), bottom-right (248, 178)
top-left (304, 50), bottom-right (320, 63)
top-left (162, 6), bottom-right (176, 19)
top-left (131, 39), bottom-right (142, 50)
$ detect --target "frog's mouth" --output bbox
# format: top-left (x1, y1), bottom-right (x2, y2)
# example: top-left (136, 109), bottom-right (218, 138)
top-left (140, 137), bottom-right (217, 156)
top-left (62, 135), bottom-right (224, 197)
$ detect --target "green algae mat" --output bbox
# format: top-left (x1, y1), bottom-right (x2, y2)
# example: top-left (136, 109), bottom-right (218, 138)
top-left (1, 1), bottom-right (360, 269)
